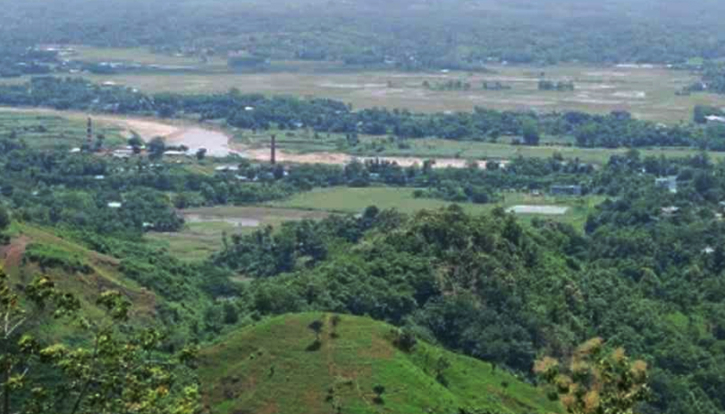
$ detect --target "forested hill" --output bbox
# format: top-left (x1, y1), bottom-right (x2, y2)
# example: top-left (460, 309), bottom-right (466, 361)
top-left (3, 0), bottom-right (725, 66)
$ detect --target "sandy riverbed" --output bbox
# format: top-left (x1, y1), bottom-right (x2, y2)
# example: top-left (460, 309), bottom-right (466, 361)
top-left (0, 106), bottom-right (499, 167)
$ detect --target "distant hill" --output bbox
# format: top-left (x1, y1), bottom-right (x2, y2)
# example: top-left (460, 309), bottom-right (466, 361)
top-left (198, 313), bottom-right (559, 414)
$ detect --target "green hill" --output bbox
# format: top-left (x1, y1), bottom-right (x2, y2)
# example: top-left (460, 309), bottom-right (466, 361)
top-left (199, 313), bottom-right (559, 414)
top-left (0, 223), bottom-right (157, 339)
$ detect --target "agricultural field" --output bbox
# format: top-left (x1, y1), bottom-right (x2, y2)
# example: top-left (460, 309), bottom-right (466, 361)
top-left (269, 187), bottom-right (605, 229)
top-left (0, 110), bottom-right (126, 149)
top-left (17, 46), bottom-right (723, 123)
top-left (148, 188), bottom-right (604, 262)
top-left (145, 206), bottom-right (330, 262)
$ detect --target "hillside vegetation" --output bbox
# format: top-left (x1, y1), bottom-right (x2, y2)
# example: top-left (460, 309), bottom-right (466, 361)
top-left (199, 313), bottom-right (559, 414)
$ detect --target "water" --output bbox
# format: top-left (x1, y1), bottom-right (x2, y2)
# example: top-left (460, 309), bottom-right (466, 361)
top-left (506, 205), bottom-right (569, 215)
top-left (171, 128), bottom-right (233, 157)
top-left (184, 214), bottom-right (260, 227)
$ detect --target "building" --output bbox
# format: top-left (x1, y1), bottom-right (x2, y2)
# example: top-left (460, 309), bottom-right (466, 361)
top-left (661, 206), bottom-right (680, 216)
top-left (215, 165), bottom-right (240, 173)
top-left (655, 176), bottom-right (678, 194)
top-left (551, 185), bottom-right (582, 196)
top-left (705, 115), bottom-right (725, 124)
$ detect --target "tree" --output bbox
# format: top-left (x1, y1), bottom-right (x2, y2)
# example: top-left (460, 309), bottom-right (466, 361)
top-left (535, 338), bottom-right (650, 414)
top-left (372, 384), bottom-right (386, 404)
top-left (128, 135), bottom-right (144, 154)
top-left (0, 206), bottom-right (10, 232)
top-left (308, 320), bottom-right (324, 342)
top-left (195, 148), bottom-right (207, 161)
top-left (522, 119), bottom-right (540, 146)
top-left (148, 137), bottom-right (166, 160)
top-left (0, 270), bottom-right (200, 414)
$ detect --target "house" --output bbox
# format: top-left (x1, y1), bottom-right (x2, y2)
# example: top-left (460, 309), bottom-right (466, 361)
top-left (705, 115), bottom-right (725, 124)
top-left (107, 202), bottom-right (123, 209)
top-left (215, 165), bottom-right (240, 172)
top-left (551, 185), bottom-right (582, 196)
top-left (661, 206), bottom-right (680, 216)
top-left (655, 176), bottom-right (678, 194)
top-left (163, 150), bottom-right (188, 157)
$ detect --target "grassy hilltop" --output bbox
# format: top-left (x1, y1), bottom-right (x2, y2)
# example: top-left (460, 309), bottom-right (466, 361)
top-left (199, 313), bottom-right (559, 414)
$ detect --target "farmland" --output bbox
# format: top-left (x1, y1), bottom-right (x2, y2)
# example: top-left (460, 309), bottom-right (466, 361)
top-left (0, 110), bottom-right (126, 149)
top-left (147, 188), bottom-right (605, 262)
top-left (13, 47), bottom-right (725, 124)
top-left (146, 206), bottom-right (330, 262)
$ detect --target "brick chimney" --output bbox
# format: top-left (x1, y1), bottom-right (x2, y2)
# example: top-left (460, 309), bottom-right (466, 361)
top-left (271, 134), bottom-right (276, 164)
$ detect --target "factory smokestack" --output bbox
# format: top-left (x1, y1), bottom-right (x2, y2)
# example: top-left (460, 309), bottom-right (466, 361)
top-left (271, 134), bottom-right (276, 164)
top-left (87, 117), bottom-right (93, 146)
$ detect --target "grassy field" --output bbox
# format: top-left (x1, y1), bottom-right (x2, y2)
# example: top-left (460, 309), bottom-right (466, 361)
top-left (146, 207), bottom-right (330, 262)
top-left (14, 47), bottom-right (724, 123)
top-left (199, 312), bottom-right (560, 414)
top-left (0, 110), bottom-right (126, 149)
top-left (362, 138), bottom-right (725, 165)
top-left (148, 188), bottom-right (603, 262)
top-left (270, 187), bottom-right (605, 229)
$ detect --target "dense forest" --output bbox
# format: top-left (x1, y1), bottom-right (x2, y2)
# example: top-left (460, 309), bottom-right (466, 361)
top-left (3, 0), bottom-right (725, 68)
top-left (3, 77), bottom-right (725, 150)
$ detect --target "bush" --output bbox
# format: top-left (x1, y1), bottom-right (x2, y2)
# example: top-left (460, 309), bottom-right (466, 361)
top-left (392, 328), bottom-right (418, 352)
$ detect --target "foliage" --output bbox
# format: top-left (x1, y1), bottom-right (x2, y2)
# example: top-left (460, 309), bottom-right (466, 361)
top-left (535, 338), bottom-right (650, 414)
top-left (0, 270), bottom-right (200, 414)
top-left (0, 77), bottom-right (717, 150)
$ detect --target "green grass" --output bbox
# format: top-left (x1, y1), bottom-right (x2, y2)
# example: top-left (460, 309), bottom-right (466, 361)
top-left (199, 313), bottom-right (560, 414)
top-left (145, 207), bottom-right (330, 262)
top-left (1, 223), bottom-right (157, 340)
top-left (365, 138), bottom-right (725, 165)
top-left (0, 110), bottom-right (126, 149)
top-left (269, 187), bottom-right (605, 229)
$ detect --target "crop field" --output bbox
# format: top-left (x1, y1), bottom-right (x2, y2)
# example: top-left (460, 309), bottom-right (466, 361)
top-left (24, 46), bottom-right (723, 124)
top-left (5, 45), bottom-right (725, 123)
top-left (234, 127), bottom-right (725, 166)
top-left (0, 110), bottom-right (126, 149)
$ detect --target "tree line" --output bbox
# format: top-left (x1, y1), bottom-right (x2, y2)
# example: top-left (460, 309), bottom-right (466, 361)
top-left (2, 77), bottom-right (724, 150)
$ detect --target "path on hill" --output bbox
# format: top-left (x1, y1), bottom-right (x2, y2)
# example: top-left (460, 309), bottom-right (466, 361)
top-left (0, 106), bottom-right (497, 167)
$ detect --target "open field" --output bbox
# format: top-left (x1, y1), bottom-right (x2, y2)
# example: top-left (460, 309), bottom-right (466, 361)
top-left (146, 207), bottom-right (330, 261)
top-left (269, 187), bottom-right (606, 229)
top-left (0, 110), bottom-right (126, 149)
top-left (15, 47), bottom-right (724, 123)
top-left (148, 189), bottom-right (604, 262)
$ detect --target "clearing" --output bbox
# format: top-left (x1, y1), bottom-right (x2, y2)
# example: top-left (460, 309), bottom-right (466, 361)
top-left (146, 207), bottom-right (330, 262)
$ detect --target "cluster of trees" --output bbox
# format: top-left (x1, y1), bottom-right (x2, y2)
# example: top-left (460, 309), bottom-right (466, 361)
top-left (0, 122), bottom-right (601, 236)
top-left (204, 150), bottom-right (725, 414)
top-left (4, 0), bottom-right (725, 69)
top-left (538, 80), bottom-right (575, 92)
top-left (3, 77), bottom-right (723, 150)
top-left (0, 47), bottom-right (56, 78)
top-left (698, 62), bottom-right (725, 94)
